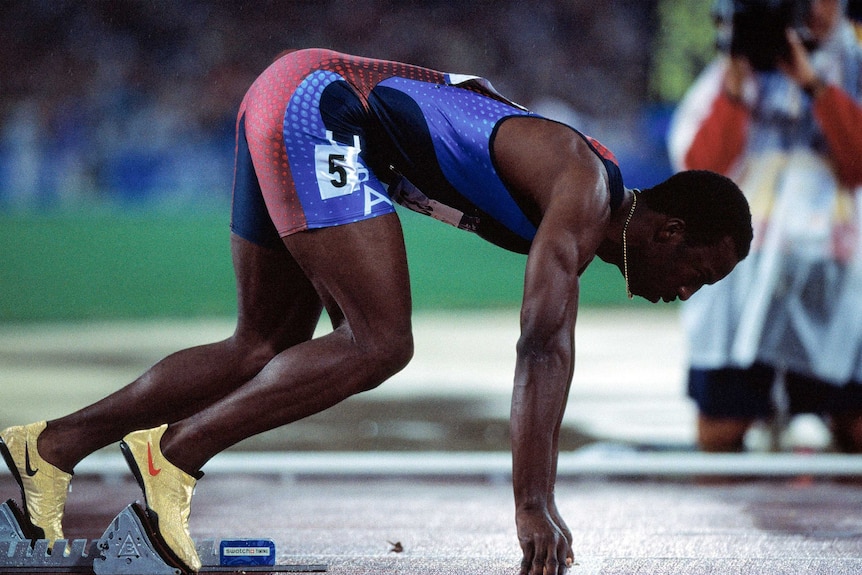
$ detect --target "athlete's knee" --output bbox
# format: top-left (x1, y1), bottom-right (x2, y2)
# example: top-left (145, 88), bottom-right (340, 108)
top-left (382, 329), bottom-right (414, 376)
top-left (356, 326), bottom-right (414, 391)
top-left (371, 328), bottom-right (414, 379)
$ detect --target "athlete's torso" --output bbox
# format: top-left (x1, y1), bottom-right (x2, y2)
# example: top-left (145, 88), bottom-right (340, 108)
top-left (287, 49), bottom-right (625, 253)
top-left (366, 74), bottom-right (545, 252)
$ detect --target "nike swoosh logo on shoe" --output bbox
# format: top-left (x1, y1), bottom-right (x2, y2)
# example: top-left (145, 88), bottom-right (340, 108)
top-left (25, 443), bottom-right (39, 477)
top-left (147, 443), bottom-right (161, 476)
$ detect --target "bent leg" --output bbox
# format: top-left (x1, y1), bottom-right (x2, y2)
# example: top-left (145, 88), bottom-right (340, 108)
top-left (161, 213), bottom-right (414, 473)
top-left (39, 234), bottom-right (322, 472)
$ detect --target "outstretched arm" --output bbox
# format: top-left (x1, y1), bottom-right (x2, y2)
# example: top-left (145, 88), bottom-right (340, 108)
top-left (512, 194), bottom-right (601, 575)
top-left (491, 117), bottom-right (610, 574)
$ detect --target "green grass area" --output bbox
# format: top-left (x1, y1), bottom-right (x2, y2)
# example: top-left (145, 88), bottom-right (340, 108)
top-left (0, 210), bottom-right (640, 321)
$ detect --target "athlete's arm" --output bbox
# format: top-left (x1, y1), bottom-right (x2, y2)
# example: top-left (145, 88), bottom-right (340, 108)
top-left (511, 164), bottom-right (607, 575)
top-left (491, 118), bottom-right (608, 574)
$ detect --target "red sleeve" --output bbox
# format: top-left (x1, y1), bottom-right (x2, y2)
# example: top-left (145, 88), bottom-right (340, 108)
top-left (813, 85), bottom-right (862, 188)
top-left (683, 93), bottom-right (750, 174)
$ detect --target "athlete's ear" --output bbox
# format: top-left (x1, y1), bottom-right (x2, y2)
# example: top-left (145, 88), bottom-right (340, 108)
top-left (655, 217), bottom-right (685, 243)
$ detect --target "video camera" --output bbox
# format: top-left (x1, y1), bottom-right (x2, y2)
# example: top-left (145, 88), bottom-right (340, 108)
top-left (714, 0), bottom-right (817, 70)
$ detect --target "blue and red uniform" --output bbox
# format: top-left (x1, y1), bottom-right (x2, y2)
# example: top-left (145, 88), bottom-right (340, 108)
top-left (230, 48), bottom-right (624, 254)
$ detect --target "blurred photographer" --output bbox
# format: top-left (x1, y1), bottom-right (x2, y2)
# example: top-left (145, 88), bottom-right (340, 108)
top-left (668, 0), bottom-right (862, 452)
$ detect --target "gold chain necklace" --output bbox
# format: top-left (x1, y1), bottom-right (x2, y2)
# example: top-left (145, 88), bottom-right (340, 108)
top-left (622, 191), bottom-right (638, 300)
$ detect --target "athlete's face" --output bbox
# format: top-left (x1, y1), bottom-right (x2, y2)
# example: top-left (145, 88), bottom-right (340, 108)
top-left (627, 231), bottom-right (739, 303)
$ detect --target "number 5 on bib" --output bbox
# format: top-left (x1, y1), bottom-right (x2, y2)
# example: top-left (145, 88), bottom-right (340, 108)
top-left (315, 131), bottom-right (363, 200)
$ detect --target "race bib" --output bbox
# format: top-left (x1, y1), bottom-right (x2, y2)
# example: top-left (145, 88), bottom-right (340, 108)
top-left (315, 131), bottom-right (363, 200)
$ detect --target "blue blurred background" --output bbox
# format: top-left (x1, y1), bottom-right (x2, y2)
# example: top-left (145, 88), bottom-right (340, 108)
top-left (0, 0), bottom-right (719, 320)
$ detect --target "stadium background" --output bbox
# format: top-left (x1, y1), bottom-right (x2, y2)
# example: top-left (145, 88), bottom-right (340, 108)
top-left (0, 0), bottom-right (722, 321)
top-left (5, 10), bottom-right (862, 573)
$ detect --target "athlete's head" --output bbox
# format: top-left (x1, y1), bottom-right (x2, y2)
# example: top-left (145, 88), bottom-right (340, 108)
top-left (625, 170), bottom-right (752, 303)
top-left (640, 170), bottom-right (752, 260)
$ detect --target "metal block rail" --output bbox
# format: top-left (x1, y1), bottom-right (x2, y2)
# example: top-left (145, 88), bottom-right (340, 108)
top-left (0, 499), bottom-right (326, 574)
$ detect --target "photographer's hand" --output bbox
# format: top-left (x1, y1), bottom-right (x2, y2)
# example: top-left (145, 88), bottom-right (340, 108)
top-left (723, 56), bottom-right (752, 102)
top-left (780, 29), bottom-right (826, 98)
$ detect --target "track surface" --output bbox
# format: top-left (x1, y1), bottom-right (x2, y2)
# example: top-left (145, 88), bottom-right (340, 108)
top-left (3, 473), bottom-right (862, 575)
top-left (3, 310), bottom-right (861, 573)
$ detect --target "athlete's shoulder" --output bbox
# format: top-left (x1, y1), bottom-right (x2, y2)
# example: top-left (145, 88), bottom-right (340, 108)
top-left (493, 118), bottom-right (610, 217)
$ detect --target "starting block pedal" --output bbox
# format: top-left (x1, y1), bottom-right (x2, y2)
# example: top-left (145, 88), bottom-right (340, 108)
top-left (94, 502), bottom-right (183, 574)
top-left (0, 498), bottom-right (96, 572)
top-left (0, 499), bottom-right (327, 574)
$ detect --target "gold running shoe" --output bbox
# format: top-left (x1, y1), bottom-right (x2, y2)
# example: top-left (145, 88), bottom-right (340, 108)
top-left (120, 424), bottom-right (202, 573)
top-left (0, 421), bottom-right (72, 545)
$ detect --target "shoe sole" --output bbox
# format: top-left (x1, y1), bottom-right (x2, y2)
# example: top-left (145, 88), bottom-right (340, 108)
top-left (129, 501), bottom-right (191, 574)
top-left (0, 438), bottom-right (46, 541)
top-left (120, 440), bottom-right (190, 573)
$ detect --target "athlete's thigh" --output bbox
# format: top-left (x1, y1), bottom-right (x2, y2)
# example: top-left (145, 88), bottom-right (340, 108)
top-left (230, 233), bottom-right (323, 350)
top-left (232, 50), bottom-right (408, 339)
top-left (281, 213), bottom-right (412, 341)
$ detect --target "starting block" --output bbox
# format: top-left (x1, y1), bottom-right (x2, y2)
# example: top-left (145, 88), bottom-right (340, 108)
top-left (0, 499), bottom-right (327, 574)
top-left (0, 498), bottom-right (96, 573)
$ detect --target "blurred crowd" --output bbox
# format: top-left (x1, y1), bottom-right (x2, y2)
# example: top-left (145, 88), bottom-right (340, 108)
top-left (0, 0), bottom-right (662, 211)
